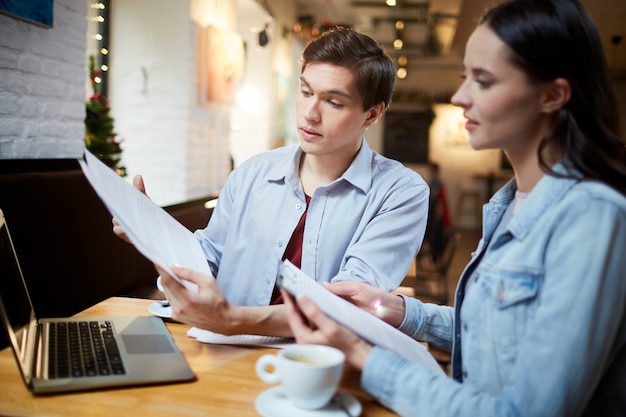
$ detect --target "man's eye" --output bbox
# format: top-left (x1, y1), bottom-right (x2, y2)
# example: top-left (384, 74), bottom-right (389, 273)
top-left (328, 100), bottom-right (343, 108)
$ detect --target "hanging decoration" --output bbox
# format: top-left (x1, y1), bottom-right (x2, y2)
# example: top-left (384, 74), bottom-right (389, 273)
top-left (293, 0), bottom-right (350, 42)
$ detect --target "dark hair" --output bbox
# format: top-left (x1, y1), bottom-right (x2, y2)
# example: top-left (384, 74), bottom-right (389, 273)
top-left (481, 0), bottom-right (626, 195)
top-left (300, 27), bottom-right (395, 111)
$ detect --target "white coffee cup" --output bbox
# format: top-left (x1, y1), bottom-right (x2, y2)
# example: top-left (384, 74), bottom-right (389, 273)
top-left (255, 344), bottom-right (345, 409)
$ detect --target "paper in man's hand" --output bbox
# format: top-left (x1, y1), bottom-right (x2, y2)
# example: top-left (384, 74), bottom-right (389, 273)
top-left (79, 150), bottom-right (210, 291)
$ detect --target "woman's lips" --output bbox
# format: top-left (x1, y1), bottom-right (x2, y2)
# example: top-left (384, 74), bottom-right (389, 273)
top-left (464, 117), bottom-right (479, 132)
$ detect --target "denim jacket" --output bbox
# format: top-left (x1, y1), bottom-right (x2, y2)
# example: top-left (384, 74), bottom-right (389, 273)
top-left (361, 166), bottom-right (626, 417)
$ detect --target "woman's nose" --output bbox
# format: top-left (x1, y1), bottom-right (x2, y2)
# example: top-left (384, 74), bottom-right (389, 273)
top-left (451, 83), bottom-right (469, 108)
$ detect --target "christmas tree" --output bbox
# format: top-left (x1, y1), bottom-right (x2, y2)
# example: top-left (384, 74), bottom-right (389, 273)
top-left (84, 55), bottom-right (126, 176)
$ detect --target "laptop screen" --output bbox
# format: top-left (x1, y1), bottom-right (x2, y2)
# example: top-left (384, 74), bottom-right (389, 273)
top-left (0, 210), bottom-right (37, 374)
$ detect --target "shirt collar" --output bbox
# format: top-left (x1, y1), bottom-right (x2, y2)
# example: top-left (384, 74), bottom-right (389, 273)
top-left (266, 138), bottom-right (374, 194)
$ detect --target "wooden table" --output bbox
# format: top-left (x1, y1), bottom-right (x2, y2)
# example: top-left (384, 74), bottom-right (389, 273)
top-left (0, 297), bottom-right (396, 416)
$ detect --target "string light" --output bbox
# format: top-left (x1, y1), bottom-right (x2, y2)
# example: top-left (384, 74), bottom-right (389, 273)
top-left (89, 1), bottom-right (110, 96)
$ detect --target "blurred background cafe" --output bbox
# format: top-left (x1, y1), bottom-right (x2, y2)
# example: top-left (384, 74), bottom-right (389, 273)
top-left (0, 0), bottom-right (624, 315)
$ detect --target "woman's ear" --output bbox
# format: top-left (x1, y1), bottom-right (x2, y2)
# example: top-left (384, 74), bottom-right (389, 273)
top-left (541, 78), bottom-right (571, 114)
top-left (363, 102), bottom-right (386, 127)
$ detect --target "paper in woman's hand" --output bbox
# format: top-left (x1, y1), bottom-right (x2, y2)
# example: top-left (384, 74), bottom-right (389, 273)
top-left (277, 260), bottom-right (444, 374)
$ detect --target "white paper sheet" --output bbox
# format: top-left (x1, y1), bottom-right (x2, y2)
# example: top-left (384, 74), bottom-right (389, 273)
top-left (79, 150), bottom-right (208, 291)
top-left (277, 260), bottom-right (445, 374)
top-left (187, 327), bottom-right (293, 348)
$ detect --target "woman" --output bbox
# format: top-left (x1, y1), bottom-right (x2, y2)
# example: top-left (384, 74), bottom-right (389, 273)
top-left (283, 0), bottom-right (626, 415)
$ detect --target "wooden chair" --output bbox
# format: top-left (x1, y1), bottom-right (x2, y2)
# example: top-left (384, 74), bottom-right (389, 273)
top-left (412, 228), bottom-right (461, 305)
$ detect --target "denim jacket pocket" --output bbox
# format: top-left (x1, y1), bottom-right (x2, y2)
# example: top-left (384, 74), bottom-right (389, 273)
top-left (475, 264), bottom-right (541, 354)
top-left (478, 266), bottom-right (540, 309)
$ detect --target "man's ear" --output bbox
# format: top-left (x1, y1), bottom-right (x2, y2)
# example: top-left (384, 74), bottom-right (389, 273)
top-left (363, 102), bottom-right (386, 128)
top-left (541, 77), bottom-right (571, 114)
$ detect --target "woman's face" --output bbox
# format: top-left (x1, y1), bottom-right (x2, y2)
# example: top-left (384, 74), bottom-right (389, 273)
top-left (451, 24), bottom-right (548, 155)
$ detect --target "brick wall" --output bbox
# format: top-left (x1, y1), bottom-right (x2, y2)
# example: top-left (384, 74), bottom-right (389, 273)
top-left (0, 0), bottom-right (87, 159)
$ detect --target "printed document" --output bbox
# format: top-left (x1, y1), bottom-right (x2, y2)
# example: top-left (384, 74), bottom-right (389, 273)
top-left (79, 150), bottom-right (206, 291)
top-left (277, 260), bottom-right (444, 374)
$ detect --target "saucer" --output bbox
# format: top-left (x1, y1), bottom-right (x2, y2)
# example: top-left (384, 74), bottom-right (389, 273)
top-left (148, 301), bottom-right (172, 319)
top-left (255, 386), bottom-right (362, 417)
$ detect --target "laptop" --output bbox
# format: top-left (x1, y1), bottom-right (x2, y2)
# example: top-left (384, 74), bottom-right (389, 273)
top-left (0, 209), bottom-right (195, 394)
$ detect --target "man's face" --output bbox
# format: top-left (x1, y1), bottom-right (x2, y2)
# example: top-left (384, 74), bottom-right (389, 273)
top-left (296, 62), bottom-right (378, 158)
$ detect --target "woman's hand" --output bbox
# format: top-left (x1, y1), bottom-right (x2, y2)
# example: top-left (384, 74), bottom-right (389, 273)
top-left (282, 290), bottom-right (373, 370)
top-left (324, 281), bottom-right (407, 328)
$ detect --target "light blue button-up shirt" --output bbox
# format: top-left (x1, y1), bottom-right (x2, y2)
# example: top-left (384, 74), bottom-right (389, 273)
top-left (361, 165), bottom-right (626, 416)
top-left (194, 138), bottom-right (429, 306)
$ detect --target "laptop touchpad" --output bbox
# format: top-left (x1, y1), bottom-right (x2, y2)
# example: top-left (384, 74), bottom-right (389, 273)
top-left (121, 334), bottom-right (175, 354)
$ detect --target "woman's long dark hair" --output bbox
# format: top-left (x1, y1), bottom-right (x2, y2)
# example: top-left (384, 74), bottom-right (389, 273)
top-left (481, 0), bottom-right (626, 195)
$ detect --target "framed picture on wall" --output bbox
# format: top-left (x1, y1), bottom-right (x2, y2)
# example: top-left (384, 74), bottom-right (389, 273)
top-left (383, 110), bottom-right (435, 164)
top-left (0, 0), bottom-right (53, 28)
top-left (197, 24), bottom-right (245, 105)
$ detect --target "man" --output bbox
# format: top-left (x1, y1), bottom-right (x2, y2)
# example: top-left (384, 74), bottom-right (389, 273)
top-left (115, 27), bottom-right (429, 337)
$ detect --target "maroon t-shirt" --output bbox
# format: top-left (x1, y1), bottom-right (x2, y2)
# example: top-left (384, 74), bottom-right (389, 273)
top-left (270, 195), bottom-right (311, 304)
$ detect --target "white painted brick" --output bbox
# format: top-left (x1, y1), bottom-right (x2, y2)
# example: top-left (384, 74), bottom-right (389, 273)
top-left (0, 91), bottom-right (19, 114)
top-left (0, 48), bottom-right (18, 69)
top-left (18, 96), bottom-right (39, 118)
top-left (0, 0), bottom-right (86, 159)
top-left (0, 118), bottom-right (22, 135)
top-left (17, 54), bottom-right (42, 74)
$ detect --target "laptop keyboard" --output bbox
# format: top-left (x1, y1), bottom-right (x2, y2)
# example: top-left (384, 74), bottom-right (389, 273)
top-left (47, 320), bottom-right (126, 379)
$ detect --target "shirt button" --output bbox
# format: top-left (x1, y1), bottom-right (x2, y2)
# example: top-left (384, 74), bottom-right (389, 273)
top-left (265, 279), bottom-right (270, 285)
top-left (462, 321), bottom-right (468, 331)
top-left (295, 204), bottom-right (301, 210)
top-left (277, 241), bottom-right (283, 247)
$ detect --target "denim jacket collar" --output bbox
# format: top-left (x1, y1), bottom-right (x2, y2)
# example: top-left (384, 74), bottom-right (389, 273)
top-left (483, 163), bottom-right (579, 242)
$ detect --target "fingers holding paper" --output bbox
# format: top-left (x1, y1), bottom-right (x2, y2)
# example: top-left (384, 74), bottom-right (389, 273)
top-left (155, 264), bottom-right (236, 334)
top-left (282, 290), bottom-right (372, 370)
